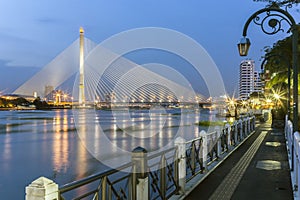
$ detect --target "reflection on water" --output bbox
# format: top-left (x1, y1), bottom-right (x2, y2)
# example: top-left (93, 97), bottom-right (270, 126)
top-left (53, 110), bottom-right (70, 175)
top-left (0, 108), bottom-right (223, 199)
top-left (3, 133), bottom-right (11, 172)
top-left (0, 110), bottom-right (101, 199)
top-left (73, 108), bottom-right (223, 170)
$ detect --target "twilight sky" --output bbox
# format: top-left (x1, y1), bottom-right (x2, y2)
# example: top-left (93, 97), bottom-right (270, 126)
top-left (0, 0), bottom-right (299, 96)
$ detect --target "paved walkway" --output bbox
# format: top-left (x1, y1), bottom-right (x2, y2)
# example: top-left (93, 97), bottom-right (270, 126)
top-left (185, 120), bottom-right (293, 200)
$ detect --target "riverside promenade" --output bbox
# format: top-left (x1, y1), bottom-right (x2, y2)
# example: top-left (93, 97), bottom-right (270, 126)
top-left (184, 119), bottom-right (293, 200)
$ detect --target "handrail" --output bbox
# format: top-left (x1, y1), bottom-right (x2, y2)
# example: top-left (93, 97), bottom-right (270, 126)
top-left (147, 146), bottom-right (177, 160)
top-left (26, 114), bottom-right (257, 200)
top-left (59, 161), bottom-right (133, 194)
top-left (184, 115), bottom-right (256, 183)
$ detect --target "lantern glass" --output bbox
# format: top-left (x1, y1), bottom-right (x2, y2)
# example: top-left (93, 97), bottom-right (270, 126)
top-left (237, 37), bottom-right (251, 56)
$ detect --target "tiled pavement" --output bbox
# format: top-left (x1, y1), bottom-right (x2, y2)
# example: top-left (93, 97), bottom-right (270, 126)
top-left (185, 120), bottom-right (293, 200)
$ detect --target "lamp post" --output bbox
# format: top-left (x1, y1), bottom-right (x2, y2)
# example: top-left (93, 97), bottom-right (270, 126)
top-left (237, 3), bottom-right (298, 132)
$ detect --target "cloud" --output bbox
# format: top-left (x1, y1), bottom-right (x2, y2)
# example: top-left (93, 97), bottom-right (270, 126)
top-left (36, 17), bottom-right (62, 25)
top-left (0, 30), bottom-right (58, 67)
top-left (0, 31), bottom-right (34, 43)
top-left (0, 59), bottom-right (39, 93)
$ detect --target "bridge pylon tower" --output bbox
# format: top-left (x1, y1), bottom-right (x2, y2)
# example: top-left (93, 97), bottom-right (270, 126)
top-left (79, 27), bottom-right (85, 106)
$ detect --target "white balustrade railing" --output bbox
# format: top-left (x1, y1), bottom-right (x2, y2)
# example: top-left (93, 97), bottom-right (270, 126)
top-left (285, 116), bottom-right (300, 198)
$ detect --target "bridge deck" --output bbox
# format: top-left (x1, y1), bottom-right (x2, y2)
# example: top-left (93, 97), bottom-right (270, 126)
top-left (184, 120), bottom-right (293, 200)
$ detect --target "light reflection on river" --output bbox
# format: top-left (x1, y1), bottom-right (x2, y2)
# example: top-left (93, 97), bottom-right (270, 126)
top-left (0, 108), bottom-right (223, 199)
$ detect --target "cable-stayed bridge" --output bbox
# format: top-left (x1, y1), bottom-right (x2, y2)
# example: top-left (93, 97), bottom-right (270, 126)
top-left (13, 29), bottom-right (209, 106)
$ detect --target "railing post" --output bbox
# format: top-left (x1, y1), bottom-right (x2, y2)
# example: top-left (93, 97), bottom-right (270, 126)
top-left (101, 176), bottom-right (107, 200)
top-left (191, 141), bottom-right (196, 173)
top-left (175, 137), bottom-right (186, 195)
top-left (132, 146), bottom-right (148, 200)
top-left (238, 119), bottom-right (243, 140)
top-left (250, 117), bottom-right (253, 132)
top-left (288, 121), bottom-right (293, 154)
top-left (297, 140), bottom-right (300, 196)
top-left (289, 121), bottom-right (294, 171)
top-left (252, 116), bottom-right (256, 131)
top-left (234, 122), bottom-right (238, 144)
top-left (225, 123), bottom-right (231, 148)
top-left (285, 115), bottom-right (289, 138)
top-left (294, 132), bottom-right (300, 192)
top-left (200, 130), bottom-right (208, 171)
top-left (25, 177), bottom-right (59, 200)
top-left (247, 117), bottom-right (250, 134)
top-left (244, 118), bottom-right (247, 136)
top-left (160, 155), bottom-right (167, 199)
top-left (215, 127), bottom-right (221, 157)
top-left (243, 118), bottom-right (247, 136)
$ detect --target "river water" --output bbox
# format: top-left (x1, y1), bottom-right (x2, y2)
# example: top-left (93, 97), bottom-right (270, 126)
top-left (0, 108), bottom-right (223, 199)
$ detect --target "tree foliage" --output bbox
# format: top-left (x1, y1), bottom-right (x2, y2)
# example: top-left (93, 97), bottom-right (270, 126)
top-left (33, 97), bottom-right (50, 109)
top-left (262, 26), bottom-right (300, 91)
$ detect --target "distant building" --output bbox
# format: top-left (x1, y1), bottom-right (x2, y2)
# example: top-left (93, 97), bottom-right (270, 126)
top-left (239, 60), bottom-right (262, 100)
top-left (253, 71), bottom-right (263, 93)
top-left (44, 85), bottom-right (54, 98)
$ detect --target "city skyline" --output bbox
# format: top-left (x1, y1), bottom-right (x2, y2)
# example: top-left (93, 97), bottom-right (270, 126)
top-left (0, 1), bottom-right (299, 96)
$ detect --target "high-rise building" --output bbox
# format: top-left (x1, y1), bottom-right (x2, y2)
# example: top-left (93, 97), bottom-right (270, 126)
top-left (253, 71), bottom-right (262, 93)
top-left (239, 59), bottom-right (258, 100)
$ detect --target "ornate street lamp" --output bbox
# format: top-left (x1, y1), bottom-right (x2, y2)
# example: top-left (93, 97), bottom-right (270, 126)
top-left (238, 3), bottom-right (299, 132)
